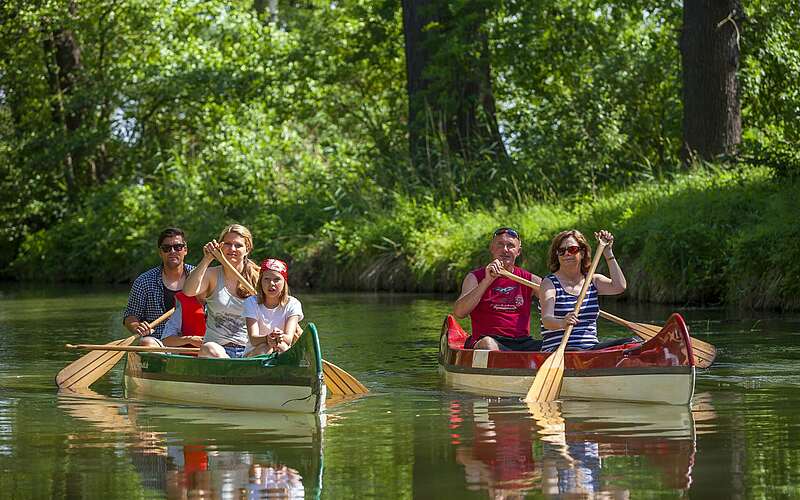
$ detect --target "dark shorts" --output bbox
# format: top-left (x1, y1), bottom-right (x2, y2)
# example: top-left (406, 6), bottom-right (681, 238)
top-left (464, 335), bottom-right (544, 352)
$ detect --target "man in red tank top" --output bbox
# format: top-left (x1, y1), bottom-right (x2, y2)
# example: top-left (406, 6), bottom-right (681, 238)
top-left (453, 228), bottom-right (543, 350)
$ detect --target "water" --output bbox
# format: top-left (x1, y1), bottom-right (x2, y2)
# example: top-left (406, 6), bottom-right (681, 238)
top-left (1, 286), bottom-right (799, 498)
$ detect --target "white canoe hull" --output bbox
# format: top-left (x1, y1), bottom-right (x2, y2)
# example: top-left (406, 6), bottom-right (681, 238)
top-left (124, 374), bottom-right (326, 413)
top-left (440, 365), bottom-right (695, 405)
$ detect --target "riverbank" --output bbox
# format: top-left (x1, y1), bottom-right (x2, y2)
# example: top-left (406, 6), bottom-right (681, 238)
top-left (7, 165), bottom-right (799, 310)
top-left (291, 165), bottom-right (799, 310)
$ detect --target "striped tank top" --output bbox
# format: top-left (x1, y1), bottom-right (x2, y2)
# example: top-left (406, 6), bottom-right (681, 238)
top-left (540, 274), bottom-right (600, 352)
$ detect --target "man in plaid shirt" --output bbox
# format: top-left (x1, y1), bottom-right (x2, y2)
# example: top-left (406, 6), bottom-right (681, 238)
top-left (123, 228), bottom-right (194, 344)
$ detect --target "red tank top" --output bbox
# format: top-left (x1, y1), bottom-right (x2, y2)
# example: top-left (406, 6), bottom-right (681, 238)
top-left (175, 292), bottom-right (206, 337)
top-left (469, 266), bottom-right (533, 341)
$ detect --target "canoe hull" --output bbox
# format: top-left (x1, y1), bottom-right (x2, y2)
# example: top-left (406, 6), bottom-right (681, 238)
top-left (439, 314), bottom-right (695, 405)
top-left (124, 323), bottom-right (325, 413)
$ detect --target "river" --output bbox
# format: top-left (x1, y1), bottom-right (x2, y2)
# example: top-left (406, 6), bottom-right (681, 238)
top-left (1, 285), bottom-right (799, 498)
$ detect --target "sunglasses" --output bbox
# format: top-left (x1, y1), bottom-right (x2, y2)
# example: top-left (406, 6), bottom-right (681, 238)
top-left (493, 227), bottom-right (520, 239)
top-left (556, 245), bottom-right (581, 256)
top-left (160, 243), bottom-right (186, 253)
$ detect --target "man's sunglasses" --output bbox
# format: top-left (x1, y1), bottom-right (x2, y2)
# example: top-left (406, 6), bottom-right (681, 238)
top-left (160, 243), bottom-right (186, 253)
top-left (556, 245), bottom-right (581, 256)
top-left (493, 227), bottom-right (520, 239)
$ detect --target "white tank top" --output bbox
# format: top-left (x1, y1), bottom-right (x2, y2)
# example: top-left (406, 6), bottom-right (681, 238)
top-left (203, 268), bottom-right (248, 346)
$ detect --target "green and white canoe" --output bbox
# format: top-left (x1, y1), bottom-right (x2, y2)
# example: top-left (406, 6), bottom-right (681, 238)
top-left (123, 323), bottom-right (326, 413)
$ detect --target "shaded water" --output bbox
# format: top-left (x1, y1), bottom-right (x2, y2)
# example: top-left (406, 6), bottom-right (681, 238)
top-left (1, 286), bottom-right (799, 498)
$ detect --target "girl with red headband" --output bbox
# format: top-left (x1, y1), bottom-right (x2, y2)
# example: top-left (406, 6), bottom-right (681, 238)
top-left (243, 258), bottom-right (304, 356)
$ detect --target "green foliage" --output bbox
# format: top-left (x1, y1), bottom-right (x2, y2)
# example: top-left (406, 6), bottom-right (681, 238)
top-left (492, 1), bottom-right (684, 198)
top-left (11, 181), bottom-right (161, 282)
top-left (740, 0), bottom-right (800, 173)
top-left (2, 0), bottom-right (800, 310)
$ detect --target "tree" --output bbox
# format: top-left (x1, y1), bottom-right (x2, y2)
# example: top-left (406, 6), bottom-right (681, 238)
top-left (680, 0), bottom-right (743, 162)
top-left (401, 0), bottom-right (506, 199)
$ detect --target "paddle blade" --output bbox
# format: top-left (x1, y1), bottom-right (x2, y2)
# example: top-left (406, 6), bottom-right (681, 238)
top-left (322, 359), bottom-right (368, 396)
top-left (524, 348), bottom-right (566, 403)
top-left (56, 336), bottom-right (137, 389)
top-left (630, 322), bottom-right (717, 369)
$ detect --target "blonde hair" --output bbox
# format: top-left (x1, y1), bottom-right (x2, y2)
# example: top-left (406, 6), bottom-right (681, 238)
top-left (547, 229), bottom-right (592, 274)
top-left (218, 224), bottom-right (259, 299)
top-left (257, 268), bottom-right (290, 307)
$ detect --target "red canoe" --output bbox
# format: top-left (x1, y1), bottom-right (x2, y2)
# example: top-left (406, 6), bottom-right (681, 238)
top-left (438, 314), bottom-right (696, 405)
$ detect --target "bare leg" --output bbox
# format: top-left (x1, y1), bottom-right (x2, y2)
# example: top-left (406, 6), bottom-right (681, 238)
top-left (140, 336), bottom-right (163, 347)
top-left (199, 342), bottom-right (229, 358)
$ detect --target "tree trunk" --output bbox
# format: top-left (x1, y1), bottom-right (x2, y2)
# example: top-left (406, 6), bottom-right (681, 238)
top-left (42, 1), bottom-right (87, 199)
top-left (401, 0), bottom-right (506, 188)
top-left (681, 0), bottom-right (743, 162)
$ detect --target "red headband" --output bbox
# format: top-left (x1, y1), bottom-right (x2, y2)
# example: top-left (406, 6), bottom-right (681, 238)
top-left (260, 258), bottom-right (288, 279)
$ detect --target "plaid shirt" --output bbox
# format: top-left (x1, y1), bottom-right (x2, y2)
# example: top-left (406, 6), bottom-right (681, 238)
top-left (123, 264), bottom-right (194, 338)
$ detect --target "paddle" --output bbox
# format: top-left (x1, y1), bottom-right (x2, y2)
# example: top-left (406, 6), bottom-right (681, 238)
top-left (524, 239), bottom-right (607, 403)
top-left (67, 344), bottom-right (200, 354)
top-left (212, 249), bottom-right (369, 396)
top-left (497, 269), bottom-right (717, 368)
top-left (597, 310), bottom-right (716, 368)
top-left (55, 307), bottom-right (176, 390)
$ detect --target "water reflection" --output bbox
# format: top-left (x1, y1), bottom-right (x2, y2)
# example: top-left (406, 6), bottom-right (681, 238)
top-left (57, 389), bottom-right (322, 499)
top-left (448, 398), bottom-right (700, 498)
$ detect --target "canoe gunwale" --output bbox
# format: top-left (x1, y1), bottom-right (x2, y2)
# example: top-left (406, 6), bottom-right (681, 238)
top-left (124, 322), bottom-right (325, 413)
top-left (438, 314), bottom-right (696, 405)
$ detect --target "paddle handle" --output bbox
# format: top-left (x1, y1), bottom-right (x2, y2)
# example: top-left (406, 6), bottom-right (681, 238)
top-left (149, 307), bottom-right (176, 330)
top-left (499, 268), bottom-right (626, 329)
top-left (555, 240), bottom-right (607, 350)
top-left (66, 344), bottom-right (199, 354)
top-left (213, 249), bottom-right (258, 295)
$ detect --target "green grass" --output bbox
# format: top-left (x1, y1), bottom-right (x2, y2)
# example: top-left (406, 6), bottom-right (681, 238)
top-left (9, 164), bottom-right (800, 310)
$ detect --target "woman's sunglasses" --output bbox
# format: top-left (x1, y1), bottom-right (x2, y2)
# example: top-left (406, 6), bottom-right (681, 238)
top-left (556, 245), bottom-right (581, 256)
top-left (160, 243), bottom-right (186, 253)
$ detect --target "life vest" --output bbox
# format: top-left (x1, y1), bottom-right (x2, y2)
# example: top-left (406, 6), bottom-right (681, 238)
top-left (175, 291), bottom-right (206, 337)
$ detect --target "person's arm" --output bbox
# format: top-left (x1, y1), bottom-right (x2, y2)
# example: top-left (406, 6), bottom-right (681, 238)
top-left (123, 276), bottom-right (152, 335)
top-left (246, 317), bottom-right (269, 346)
top-left (284, 299), bottom-right (304, 345)
top-left (540, 278), bottom-right (578, 331)
top-left (244, 297), bottom-right (271, 348)
top-left (592, 230), bottom-right (626, 295)
top-left (183, 242), bottom-right (219, 298)
top-left (454, 260), bottom-right (502, 318)
top-left (281, 315), bottom-right (301, 346)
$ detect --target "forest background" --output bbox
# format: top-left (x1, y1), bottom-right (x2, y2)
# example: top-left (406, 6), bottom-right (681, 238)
top-left (1, 0), bottom-right (799, 310)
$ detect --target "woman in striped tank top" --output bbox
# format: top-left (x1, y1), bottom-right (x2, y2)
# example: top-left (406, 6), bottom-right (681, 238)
top-left (539, 229), bottom-right (631, 352)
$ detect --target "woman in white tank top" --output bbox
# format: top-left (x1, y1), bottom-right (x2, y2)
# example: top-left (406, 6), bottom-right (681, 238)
top-left (182, 224), bottom-right (260, 358)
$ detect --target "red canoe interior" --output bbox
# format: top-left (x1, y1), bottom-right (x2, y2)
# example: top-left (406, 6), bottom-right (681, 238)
top-left (441, 314), bottom-right (694, 370)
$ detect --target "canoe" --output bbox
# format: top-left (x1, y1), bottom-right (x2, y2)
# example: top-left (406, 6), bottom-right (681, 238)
top-left (438, 314), bottom-right (695, 405)
top-left (123, 322), bottom-right (326, 413)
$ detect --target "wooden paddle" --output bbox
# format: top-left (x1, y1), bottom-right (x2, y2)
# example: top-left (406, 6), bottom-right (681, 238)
top-left (67, 344), bottom-right (200, 354)
top-left (497, 268), bottom-right (717, 368)
top-left (524, 240), bottom-right (607, 402)
top-left (55, 307), bottom-right (176, 390)
top-left (597, 310), bottom-right (716, 368)
top-left (213, 250), bottom-right (369, 396)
